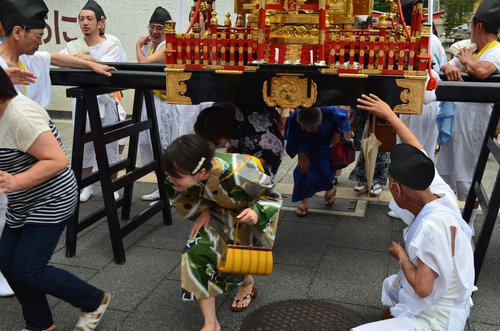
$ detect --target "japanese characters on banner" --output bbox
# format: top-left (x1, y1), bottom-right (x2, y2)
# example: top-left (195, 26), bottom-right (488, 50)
top-left (42, 10), bottom-right (78, 45)
top-left (38, 1), bottom-right (237, 112)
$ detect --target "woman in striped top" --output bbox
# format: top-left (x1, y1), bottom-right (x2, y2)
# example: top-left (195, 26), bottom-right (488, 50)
top-left (0, 67), bottom-right (110, 331)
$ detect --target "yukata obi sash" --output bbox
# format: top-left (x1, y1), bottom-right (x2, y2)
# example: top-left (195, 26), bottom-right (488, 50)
top-left (388, 202), bottom-right (472, 316)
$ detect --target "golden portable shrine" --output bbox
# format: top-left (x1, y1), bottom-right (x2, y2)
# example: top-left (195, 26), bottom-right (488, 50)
top-left (164, 0), bottom-right (433, 113)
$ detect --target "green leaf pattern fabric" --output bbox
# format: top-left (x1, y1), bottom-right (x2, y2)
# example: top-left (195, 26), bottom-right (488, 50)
top-left (165, 153), bottom-right (282, 300)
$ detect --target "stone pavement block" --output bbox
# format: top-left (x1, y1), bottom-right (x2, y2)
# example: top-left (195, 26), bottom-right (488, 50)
top-left (1, 119), bottom-right (498, 331)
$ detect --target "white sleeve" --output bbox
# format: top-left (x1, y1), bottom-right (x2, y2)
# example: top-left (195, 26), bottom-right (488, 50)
top-left (480, 44), bottom-right (500, 72)
top-left (99, 45), bottom-right (121, 62)
top-left (446, 56), bottom-right (464, 71)
top-left (408, 216), bottom-right (453, 305)
top-left (430, 34), bottom-right (447, 72)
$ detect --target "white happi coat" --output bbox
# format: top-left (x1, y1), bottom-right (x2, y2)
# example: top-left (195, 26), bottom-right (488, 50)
top-left (138, 41), bottom-right (170, 167)
top-left (436, 42), bottom-right (500, 200)
top-left (176, 101), bottom-right (215, 137)
top-left (1, 51), bottom-right (53, 109)
top-left (105, 33), bottom-right (127, 62)
top-left (60, 39), bottom-right (122, 168)
top-left (138, 41), bottom-right (216, 168)
top-left (358, 155), bottom-right (475, 331)
top-left (400, 34), bottom-right (447, 160)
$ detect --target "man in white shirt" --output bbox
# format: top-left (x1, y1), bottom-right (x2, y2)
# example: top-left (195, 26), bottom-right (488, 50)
top-left (94, 1), bottom-right (128, 160)
top-left (0, 1), bottom-right (114, 109)
top-left (135, 7), bottom-right (213, 204)
top-left (96, 5), bottom-right (127, 62)
top-left (388, 0), bottom-right (448, 220)
top-left (60, 0), bottom-right (123, 202)
top-left (437, 0), bottom-right (500, 235)
top-left (351, 93), bottom-right (474, 331)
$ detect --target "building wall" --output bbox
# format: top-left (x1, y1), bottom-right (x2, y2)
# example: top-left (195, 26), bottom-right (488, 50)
top-left (42, 0), bottom-right (236, 115)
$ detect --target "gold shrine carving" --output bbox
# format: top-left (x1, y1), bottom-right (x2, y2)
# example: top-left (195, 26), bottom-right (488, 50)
top-left (263, 75), bottom-right (317, 108)
top-left (394, 76), bottom-right (426, 115)
top-left (166, 72), bottom-right (193, 105)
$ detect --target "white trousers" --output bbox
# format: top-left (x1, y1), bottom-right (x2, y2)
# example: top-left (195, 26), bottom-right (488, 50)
top-left (72, 95), bottom-right (120, 169)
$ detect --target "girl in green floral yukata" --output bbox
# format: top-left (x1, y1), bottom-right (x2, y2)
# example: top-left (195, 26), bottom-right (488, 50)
top-left (163, 134), bottom-right (282, 331)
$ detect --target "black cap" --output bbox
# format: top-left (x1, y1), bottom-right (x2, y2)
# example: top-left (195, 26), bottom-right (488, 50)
top-left (96, 2), bottom-right (106, 19)
top-left (149, 7), bottom-right (172, 25)
top-left (81, 0), bottom-right (105, 20)
top-left (389, 143), bottom-right (435, 191)
top-left (0, 0), bottom-right (48, 33)
top-left (474, 0), bottom-right (500, 31)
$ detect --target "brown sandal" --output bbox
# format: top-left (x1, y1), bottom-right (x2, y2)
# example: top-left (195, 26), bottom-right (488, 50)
top-left (295, 206), bottom-right (308, 217)
top-left (231, 286), bottom-right (258, 312)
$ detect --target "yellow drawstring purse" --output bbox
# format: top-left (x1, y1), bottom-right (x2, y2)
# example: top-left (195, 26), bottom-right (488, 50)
top-left (218, 220), bottom-right (274, 276)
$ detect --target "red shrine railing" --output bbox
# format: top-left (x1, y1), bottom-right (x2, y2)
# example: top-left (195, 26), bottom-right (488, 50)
top-left (164, 0), bottom-right (430, 76)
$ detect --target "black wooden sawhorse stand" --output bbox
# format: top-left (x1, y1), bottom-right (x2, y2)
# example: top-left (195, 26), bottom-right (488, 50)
top-left (65, 87), bottom-right (171, 264)
top-left (463, 103), bottom-right (500, 284)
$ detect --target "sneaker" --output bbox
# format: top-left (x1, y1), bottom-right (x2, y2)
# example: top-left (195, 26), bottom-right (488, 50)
top-left (79, 186), bottom-right (93, 203)
top-left (74, 292), bottom-right (111, 331)
top-left (387, 210), bottom-right (401, 219)
top-left (141, 189), bottom-right (160, 201)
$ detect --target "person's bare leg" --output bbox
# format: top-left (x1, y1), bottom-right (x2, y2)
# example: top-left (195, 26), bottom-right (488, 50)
top-left (296, 198), bottom-right (308, 216)
top-left (232, 275), bottom-right (255, 310)
top-left (279, 117), bottom-right (287, 138)
top-left (324, 187), bottom-right (336, 206)
top-left (199, 297), bottom-right (221, 331)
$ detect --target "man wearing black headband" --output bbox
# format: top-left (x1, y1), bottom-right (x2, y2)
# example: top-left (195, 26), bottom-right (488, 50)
top-left (384, 0), bottom-right (447, 220)
top-left (438, 0), bottom-right (500, 236)
top-left (134, 6), bottom-right (172, 203)
top-left (350, 94), bottom-right (474, 330)
top-left (135, 6), bottom-right (171, 64)
top-left (0, 0), bottom-right (114, 109)
top-left (60, 0), bottom-right (124, 203)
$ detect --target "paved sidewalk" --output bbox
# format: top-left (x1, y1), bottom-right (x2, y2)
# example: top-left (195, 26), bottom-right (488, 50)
top-left (1, 119), bottom-right (499, 331)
